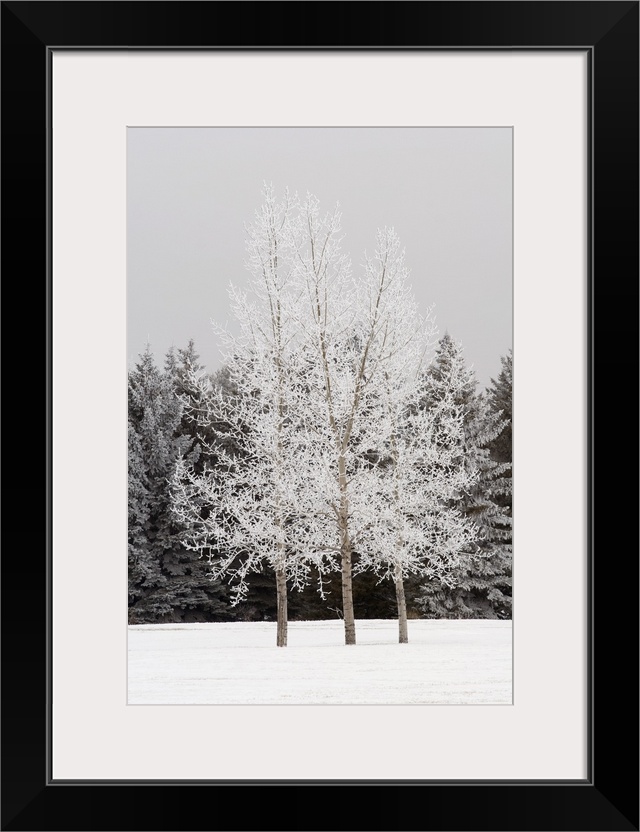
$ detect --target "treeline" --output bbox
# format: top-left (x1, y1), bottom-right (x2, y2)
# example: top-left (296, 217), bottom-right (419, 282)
top-left (128, 337), bottom-right (512, 625)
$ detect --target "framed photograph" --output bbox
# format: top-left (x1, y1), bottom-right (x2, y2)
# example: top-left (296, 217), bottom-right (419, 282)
top-left (126, 124), bottom-right (515, 706)
top-left (3, 2), bottom-right (637, 830)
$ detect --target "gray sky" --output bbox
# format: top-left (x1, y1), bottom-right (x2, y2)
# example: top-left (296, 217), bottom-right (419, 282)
top-left (127, 127), bottom-right (511, 389)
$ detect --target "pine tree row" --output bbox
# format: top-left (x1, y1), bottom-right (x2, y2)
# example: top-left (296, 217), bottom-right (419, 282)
top-left (128, 338), bottom-right (512, 625)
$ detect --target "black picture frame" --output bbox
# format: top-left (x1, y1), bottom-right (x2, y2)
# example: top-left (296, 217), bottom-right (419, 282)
top-left (2, 2), bottom-right (638, 830)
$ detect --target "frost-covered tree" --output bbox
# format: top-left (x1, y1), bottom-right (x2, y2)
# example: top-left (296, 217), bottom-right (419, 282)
top-left (356, 371), bottom-right (478, 642)
top-left (285, 204), bottom-right (448, 645)
top-left (170, 189), bottom-right (335, 646)
top-left (415, 335), bottom-right (512, 619)
top-left (328, 267), bottom-right (478, 643)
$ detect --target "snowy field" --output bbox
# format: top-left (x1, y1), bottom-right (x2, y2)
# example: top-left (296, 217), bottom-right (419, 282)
top-left (128, 619), bottom-right (512, 705)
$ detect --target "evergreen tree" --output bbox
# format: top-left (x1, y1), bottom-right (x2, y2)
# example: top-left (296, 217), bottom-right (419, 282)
top-left (128, 345), bottom-right (185, 621)
top-left (485, 349), bottom-right (513, 614)
top-left (487, 349), bottom-right (513, 467)
top-left (128, 344), bottom-right (234, 623)
top-left (414, 335), bottom-right (512, 619)
top-left (168, 340), bottom-right (212, 465)
top-left (128, 418), bottom-right (160, 603)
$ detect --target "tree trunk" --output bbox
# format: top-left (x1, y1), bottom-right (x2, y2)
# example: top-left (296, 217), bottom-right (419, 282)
top-left (338, 454), bottom-right (356, 645)
top-left (340, 535), bottom-right (356, 645)
top-left (394, 565), bottom-right (409, 644)
top-left (275, 566), bottom-right (288, 647)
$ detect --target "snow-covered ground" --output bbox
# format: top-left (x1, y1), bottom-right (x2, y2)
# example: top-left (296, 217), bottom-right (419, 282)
top-left (128, 619), bottom-right (511, 705)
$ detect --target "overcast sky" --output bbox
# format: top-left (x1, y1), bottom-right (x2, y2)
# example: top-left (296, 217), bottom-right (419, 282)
top-left (127, 127), bottom-right (511, 389)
